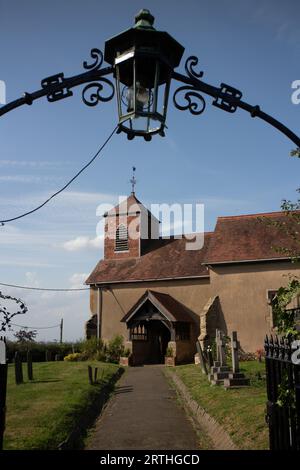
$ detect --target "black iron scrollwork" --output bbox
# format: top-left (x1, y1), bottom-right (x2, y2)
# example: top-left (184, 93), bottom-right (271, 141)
top-left (41, 73), bottom-right (73, 102)
top-left (82, 80), bottom-right (114, 107)
top-left (213, 83), bottom-right (242, 113)
top-left (83, 48), bottom-right (104, 71)
top-left (185, 56), bottom-right (204, 80)
top-left (81, 48), bottom-right (114, 107)
top-left (173, 86), bottom-right (206, 115)
top-left (173, 56), bottom-right (206, 115)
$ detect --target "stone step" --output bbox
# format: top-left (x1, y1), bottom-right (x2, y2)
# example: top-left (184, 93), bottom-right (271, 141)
top-left (228, 372), bottom-right (246, 379)
top-left (223, 377), bottom-right (250, 388)
top-left (210, 379), bottom-right (225, 386)
top-left (211, 366), bottom-right (231, 373)
top-left (212, 371), bottom-right (230, 380)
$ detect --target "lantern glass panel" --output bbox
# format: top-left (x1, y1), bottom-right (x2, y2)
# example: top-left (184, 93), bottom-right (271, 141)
top-left (115, 50), bottom-right (170, 138)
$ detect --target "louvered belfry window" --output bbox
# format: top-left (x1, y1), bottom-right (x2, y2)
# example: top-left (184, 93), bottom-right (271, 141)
top-left (115, 223), bottom-right (129, 252)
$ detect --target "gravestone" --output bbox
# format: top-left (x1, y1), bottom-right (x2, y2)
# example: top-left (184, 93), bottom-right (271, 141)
top-left (205, 345), bottom-right (214, 368)
top-left (209, 329), bottom-right (231, 385)
top-left (223, 331), bottom-right (250, 388)
top-left (231, 331), bottom-right (239, 373)
top-left (194, 353), bottom-right (200, 365)
top-left (216, 329), bottom-right (227, 366)
top-left (196, 340), bottom-right (208, 375)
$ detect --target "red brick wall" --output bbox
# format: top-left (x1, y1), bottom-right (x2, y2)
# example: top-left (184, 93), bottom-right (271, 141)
top-left (104, 214), bottom-right (140, 259)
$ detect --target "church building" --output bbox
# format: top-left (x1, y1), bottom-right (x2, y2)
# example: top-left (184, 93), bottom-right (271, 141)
top-left (85, 191), bottom-right (300, 365)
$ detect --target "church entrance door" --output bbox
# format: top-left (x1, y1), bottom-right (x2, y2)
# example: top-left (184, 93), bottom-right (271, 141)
top-left (146, 321), bottom-right (171, 364)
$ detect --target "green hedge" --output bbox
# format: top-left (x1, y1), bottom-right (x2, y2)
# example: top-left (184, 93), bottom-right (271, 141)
top-left (6, 341), bottom-right (82, 362)
top-left (6, 335), bottom-right (128, 364)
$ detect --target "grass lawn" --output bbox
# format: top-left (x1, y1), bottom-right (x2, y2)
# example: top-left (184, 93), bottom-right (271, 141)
top-left (3, 361), bottom-right (121, 450)
top-left (171, 361), bottom-right (268, 450)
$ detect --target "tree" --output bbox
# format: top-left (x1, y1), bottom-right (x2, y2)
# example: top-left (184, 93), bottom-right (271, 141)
top-left (14, 329), bottom-right (37, 343)
top-left (267, 148), bottom-right (300, 336)
top-left (0, 291), bottom-right (28, 332)
top-left (290, 148), bottom-right (300, 158)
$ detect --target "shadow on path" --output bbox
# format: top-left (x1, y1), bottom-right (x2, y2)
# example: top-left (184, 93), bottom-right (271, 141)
top-left (87, 365), bottom-right (200, 450)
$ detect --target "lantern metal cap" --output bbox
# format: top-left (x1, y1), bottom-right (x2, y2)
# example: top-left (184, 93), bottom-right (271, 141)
top-left (104, 11), bottom-right (184, 69)
top-left (134, 9), bottom-right (155, 30)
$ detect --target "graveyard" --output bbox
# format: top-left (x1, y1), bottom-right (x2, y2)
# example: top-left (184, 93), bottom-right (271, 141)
top-left (0, 328), bottom-right (275, 450)
top-left (165, 330), bottom-right (268, 450)
top-left (2, 361), bottom-right (120, 450)
top-left (170, 361), bottom-right (268, 450)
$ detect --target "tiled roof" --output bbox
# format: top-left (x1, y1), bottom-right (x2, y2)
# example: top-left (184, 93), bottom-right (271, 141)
top-left (204, 211), bottom-right (300, 264)
top-left (85, 233), bottom-right (212, 285)
top-left (121, 290), bottom-right (196, 323)
top-left (105, 193), bottom-right (150, 216)
top-left (86, 208), bottom-right (300, 285)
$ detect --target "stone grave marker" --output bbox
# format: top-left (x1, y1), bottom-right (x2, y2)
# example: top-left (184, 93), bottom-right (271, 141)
top-left (209, 329), bottom-right (231, 385)
top-left (223, 331), bottom-right (250, 388)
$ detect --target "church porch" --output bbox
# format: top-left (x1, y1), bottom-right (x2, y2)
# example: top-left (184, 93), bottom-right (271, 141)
top-left (121, 290), bottom-right (197, 365)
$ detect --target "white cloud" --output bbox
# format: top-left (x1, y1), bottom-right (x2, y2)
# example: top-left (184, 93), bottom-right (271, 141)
top-left (69, 273), bottom-right (88, 289)
top-left (0, 175), bottom-right (63, 183)
top-left (0, 160), bottom-right (71, 168)
top-left (4, 290), bottom-right (89, 342)
top-left (62, 235), bottom-right (103, 252)
top-left (3, 271), bottom-right (90, 342)
top-left (0, 260), bottom-right (62, 268)
top-left (25, 272), bottom-right (39, 287)
top-left (0, 190), bottom-right (116, 210)
top-left (55, 191), bottom-right (117, 207)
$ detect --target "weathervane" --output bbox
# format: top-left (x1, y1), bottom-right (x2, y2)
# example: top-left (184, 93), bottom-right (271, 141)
top-left (130, 166), bottom-right (137, 195)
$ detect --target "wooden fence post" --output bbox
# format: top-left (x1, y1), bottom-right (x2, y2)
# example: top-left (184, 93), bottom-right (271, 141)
top-left (45, 350), bottom-right (51, 362)
top-left (0, 337), bottom-right (7, 450)
top-left (14, 351), bottom-right (23, 385)
top-left (27, 350), bottom-right (33, 381)
top-left (88, 365), bottom-right (93, 385)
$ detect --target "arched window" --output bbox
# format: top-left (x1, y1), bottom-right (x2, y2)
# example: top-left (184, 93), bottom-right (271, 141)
top-left (115, 223), bottom-right (129, 251)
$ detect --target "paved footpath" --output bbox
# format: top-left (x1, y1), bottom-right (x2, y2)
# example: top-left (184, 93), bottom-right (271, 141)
top-left (87, 365), bottom-right (200, 450)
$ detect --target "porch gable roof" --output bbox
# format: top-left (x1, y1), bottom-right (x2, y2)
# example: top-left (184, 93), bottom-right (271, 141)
top-left (121, 290), bottom-right (195, 324)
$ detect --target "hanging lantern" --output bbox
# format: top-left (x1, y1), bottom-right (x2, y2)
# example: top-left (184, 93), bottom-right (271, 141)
top-left (104, 9), bottom-right (184, 141)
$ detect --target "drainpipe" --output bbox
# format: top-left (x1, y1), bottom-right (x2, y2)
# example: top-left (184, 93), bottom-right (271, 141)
top-left (97, 286), bottom-right (102, 343)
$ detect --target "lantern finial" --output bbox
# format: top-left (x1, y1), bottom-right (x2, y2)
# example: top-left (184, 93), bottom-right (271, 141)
top-left (134, 9), bottom-right (155, 30)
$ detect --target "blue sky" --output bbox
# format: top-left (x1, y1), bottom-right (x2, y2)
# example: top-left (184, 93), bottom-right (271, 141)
top-left (0, 0), bottom-right (299, 341)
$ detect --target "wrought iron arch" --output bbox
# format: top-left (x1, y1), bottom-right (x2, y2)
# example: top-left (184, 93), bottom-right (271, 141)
top-left (0, 49), bottom-right (299, 148)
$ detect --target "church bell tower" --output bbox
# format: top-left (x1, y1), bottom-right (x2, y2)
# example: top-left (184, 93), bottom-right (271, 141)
top-left (103, 168), bottom-right (159, 260)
